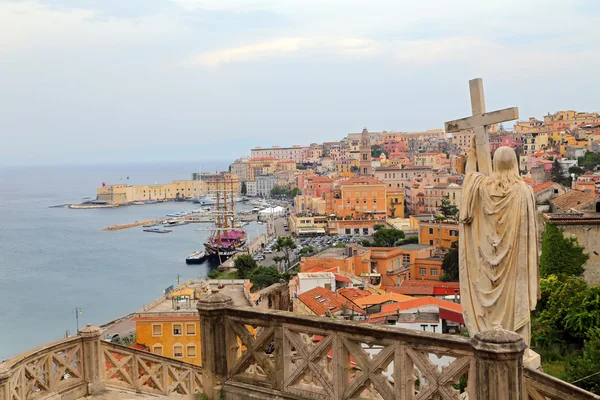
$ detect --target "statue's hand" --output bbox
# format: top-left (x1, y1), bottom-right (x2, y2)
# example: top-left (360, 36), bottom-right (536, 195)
top-left (470, 135), bottom-right (477, 156)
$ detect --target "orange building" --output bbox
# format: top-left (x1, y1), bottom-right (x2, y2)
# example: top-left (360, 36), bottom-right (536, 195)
top-left (418, 221), bottom-right (459, 249)
top-left (330, 177), bottom-right (387, 219)
top-left (327, 218), bottom-right (386, 236)
top-left (386, 190), bottom-right (405, 218)
top-left (134, 312), bottom-right (200, 365)
top-left (299, 243), bottom-right (436, 287)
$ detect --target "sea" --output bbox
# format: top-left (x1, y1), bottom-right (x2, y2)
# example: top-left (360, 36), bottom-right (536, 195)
top-left (0, 162), bottom-right (266, 360)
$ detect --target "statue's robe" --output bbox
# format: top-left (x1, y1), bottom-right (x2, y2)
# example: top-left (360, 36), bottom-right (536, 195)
top-left (459, 172), bottom-right (539, 345)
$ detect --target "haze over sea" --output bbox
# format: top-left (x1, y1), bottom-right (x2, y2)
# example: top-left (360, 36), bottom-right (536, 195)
top-left (0, 161), bottom-right (265, 360)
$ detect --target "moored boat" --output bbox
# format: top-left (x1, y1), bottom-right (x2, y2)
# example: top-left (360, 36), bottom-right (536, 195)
top-left (143, 227), bottom-right (172, 233)
top-left (131, 201), bottom-right (146, 205)
top-left (185, 250), bottom-right (207, 264)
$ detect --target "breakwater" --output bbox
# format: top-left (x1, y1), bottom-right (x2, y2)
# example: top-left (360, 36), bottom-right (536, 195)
top-left (103, 219), bottom-right (161, 231)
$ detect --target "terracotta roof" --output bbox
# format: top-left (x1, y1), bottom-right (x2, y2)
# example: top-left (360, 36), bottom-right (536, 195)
top-left (353, 293), bottom-right (413, 308)
top-left (367, 296), bottom-right (462, 319)
top-left (551, 190), bottom-right (598, 211)
top-left (302, 265), bottom-right (339, 273)
top-left (298, 287), bottom-right (364, 316)
top-left (338, 287), bottom-right (371, 302)
top-left (130, 343), bottom-right (149, 351)
top-left (385, 281), bottom-right (460, 296)
top-left (334, 274), bottom-right (352, 283)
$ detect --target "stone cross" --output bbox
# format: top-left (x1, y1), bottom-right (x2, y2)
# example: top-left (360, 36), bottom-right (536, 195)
top-left (445, 78), bottom-right (519, 175)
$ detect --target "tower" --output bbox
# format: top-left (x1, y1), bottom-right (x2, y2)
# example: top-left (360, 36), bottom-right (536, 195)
top-left (359, 128), bottom-right (372, 176)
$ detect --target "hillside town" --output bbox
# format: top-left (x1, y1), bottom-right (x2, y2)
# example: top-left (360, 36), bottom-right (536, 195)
top-left (87, 109), bottom-right (600, 396)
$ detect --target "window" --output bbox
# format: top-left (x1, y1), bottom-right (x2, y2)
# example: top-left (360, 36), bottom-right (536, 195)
top-left (419, 268), bottom-right (426, 276)
top-left (187, 344), bottom-right (197, 358)
top-left (429, 228), bottom-right (434, 234)
top-left (345, 228), bottom-right (351, 235)
top-left (449, 230), bottom-right (458, 237)
top-left (153, 345), bottom-right (163, 356)
top-left (363, 228), bottom-right (369, 235)
top-left (173, 324), bottom-right (183, 336)
top-left (402, 254), bottom-right (410, 264)
top-left (429, 240), bottom-right (434, 245)
top-left (354, 228), bottom-right (360, 234)
top-left (152, 324), bottom-right (162, 337)
top-left (173, 344), bottom-right (183, 358)
top-left (186, 323), bottom-right (196, 335)
top-left (431, 269), bottom-right (439, 276)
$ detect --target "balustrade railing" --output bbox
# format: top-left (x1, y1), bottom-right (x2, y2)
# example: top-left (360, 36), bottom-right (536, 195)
top-left (0, 324), bottom-right (203, 400)
top-left (197, 291), bottom-right (600, 400)
top-left (2, 296), bottom-right (600, 400)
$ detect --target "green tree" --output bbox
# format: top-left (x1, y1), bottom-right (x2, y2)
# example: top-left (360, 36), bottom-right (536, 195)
top-left (533, 275), bottom-right (592, 348)
top-left (248, 266), bottom-right (285, 291)
top-left (436, 195), bottom-right (459, 221)
top-left (299, 246), bottom-right (315, 256)
top-left (234, 254), bottom-right (258, 279)
top-left (569, 166), bottom-right (584, 176)
top-left (371, 145), bottom-right (387, 158)
top-left (578, 152), bottom-right (600, 171)
top-left (373, 223), bottom-right (385, 231)
top-left (296, 163), bottom-right (307, 170)
top-left (440, 242), bottom-right (459, 282)
top-left (373, 228), bottom-right (405, 247)
top-left (565, 328), bottom-right (600, 394)
top-left (290, 187), bottom-right (301, 197)
top-left (240, 181), bottom-right (247, 195)
top-left (540, 224), bottom-right (589, 277)
top-left (397, 236), bottom-right (418, 245)
top-left (550, 159), bottom-right (570, 185)
top-left (272, 236), bottom-right (297, 271)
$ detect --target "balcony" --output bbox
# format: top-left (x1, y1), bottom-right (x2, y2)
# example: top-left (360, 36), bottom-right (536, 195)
top-left (1, 292), bottom-right (599, 400)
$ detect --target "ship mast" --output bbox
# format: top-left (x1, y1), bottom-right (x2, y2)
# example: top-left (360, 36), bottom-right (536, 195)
top-left (229, 176), bottom-right (236, 228)
top-left (215, 175), bottom-right (221, 246)
top-left (222, 174), bottom-right (229, 232)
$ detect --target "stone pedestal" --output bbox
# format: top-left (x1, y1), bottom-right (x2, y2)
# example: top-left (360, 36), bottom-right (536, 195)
top-left (79, 324), bottom-right (106, 395)
top-left (472, 327), bottom-right (527, 400)
top-left (197, 291), bottom-right (234, 400)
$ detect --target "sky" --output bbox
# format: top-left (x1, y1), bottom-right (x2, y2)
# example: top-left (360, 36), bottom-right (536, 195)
top-left (0, 0), bottom-right (599, 166)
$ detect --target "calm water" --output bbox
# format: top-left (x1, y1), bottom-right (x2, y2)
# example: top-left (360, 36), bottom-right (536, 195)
top-left (0, 162), bottom-right (265, 360)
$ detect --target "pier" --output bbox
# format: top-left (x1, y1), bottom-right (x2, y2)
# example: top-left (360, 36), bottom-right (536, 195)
top-left (102, 219), bottom-right (161, 231)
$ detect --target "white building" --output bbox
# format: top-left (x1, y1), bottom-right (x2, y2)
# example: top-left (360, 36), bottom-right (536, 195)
top-left (256, 175), bottom-right (277, 198)
top-left (296, 272), bottom-right (336, 296)
top-left (246, 181), bottom-right (257, 197)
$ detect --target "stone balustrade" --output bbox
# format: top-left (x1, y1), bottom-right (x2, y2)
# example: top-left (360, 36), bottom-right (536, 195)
top-left (0, 324), bottom-right (203, 400)
top-left (1, 297), bottom-right (600, 400)
top-left (197, 291), bottom-right (600, 400)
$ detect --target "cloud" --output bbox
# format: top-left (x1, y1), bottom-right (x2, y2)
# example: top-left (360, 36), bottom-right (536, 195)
top-left (186, 36), bottom-right (490, 67)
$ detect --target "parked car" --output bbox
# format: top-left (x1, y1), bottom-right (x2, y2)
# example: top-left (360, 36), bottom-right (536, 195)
top-left (254, 255), bottom-right (265, 261)
top-left (264, 249), bottom-right (273, 254)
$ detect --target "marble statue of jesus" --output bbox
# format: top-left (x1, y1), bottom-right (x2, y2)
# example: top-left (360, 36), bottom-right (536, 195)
top-left (459, 137), bottom-right (540, 366)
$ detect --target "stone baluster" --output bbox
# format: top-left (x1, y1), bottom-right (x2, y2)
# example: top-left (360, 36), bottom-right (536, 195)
top-left (472, 327), bottom-right (527, 400)
top-left (0, 366), bottom-right (9, 400)
top-left (197, 291), bottom-right (234, 400)
top-left (79, 324), bottom-right (106, 395)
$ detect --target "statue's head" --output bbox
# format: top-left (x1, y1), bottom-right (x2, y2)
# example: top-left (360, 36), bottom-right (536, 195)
top-left (491, 146), bottom-right (521, 187)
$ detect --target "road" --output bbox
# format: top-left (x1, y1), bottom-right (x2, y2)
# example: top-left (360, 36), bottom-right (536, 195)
top-left (257, 216), bottom-right (295, 268)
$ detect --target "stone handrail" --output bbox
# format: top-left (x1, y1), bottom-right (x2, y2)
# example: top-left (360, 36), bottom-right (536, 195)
top-left (0, 336), bottom-right (87, 400)
top-left (101, 341), bottom-right (203, 397)
top-left (0, 324), bottom-right (204, 400)
top-left (197, 292), bottom-right (600, 400)
top-left (525, 367), bottom-right (600, 400)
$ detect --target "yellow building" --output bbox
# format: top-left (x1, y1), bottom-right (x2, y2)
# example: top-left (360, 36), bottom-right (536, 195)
top-left (288, 214), bottom-right (328, 236)
top-left (134, 312), bottom-right (200, 365)
top-left (386, 190), bottom-right (405, 218)
top-left (97, 174), bottom-right (240, 204)
top-left (418, 221), bottom-right (459, 249)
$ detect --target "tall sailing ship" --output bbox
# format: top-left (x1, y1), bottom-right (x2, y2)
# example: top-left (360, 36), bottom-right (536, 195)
top-left (203, 175), bottom-right (247, 259)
